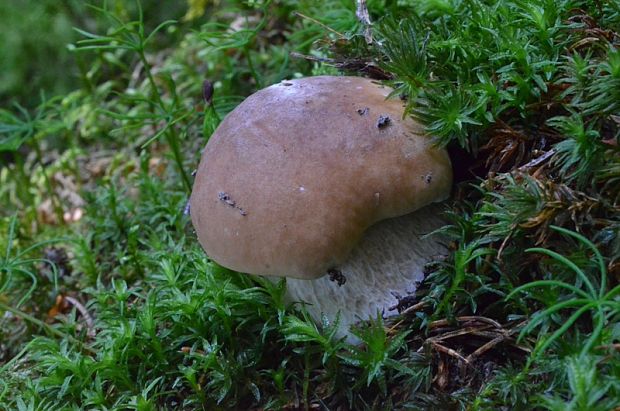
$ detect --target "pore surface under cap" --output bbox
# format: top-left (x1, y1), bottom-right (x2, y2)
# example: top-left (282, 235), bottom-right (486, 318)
top-left (280, 205), bottom-right (446, 336)
top-left (190, 76), bottom-right (451, 279)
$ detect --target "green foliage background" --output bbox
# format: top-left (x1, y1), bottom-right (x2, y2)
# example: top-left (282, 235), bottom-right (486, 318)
top-left (0, 0), bottom-right (619, 409)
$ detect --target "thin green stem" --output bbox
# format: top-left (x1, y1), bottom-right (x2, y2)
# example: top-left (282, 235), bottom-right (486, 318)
top-left (245, 47), bottom-right (262, 89)
top-left (33, 141), bottom-right (65, 224)
top-left (518, 298), bottom-right (591, 337)
top-left (303, 351), bottom-right (310, 409)
top-left (525, 247), bottom-right (597, 297)
top-left (533, 303), bottom-right (595, 358)
top-left (4, 215), bottom-right (17, 260)
top-left (166, 128), bottom-right (191, 192)
top-left (506, 280), bottom-right (591, 300)
top-left (13, 155), bottom-right (35, 212)
top-left (549, 225), bottom-right (607, 298)
top-left (582, 305), bottom-right (606, 355)
top-left (139, 54), bottom-right (191, 192)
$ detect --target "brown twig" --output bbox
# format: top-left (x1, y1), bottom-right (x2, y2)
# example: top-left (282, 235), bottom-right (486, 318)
top-left (429, 326), bottom-right (496, 343)
top-left (466, 335), bottom-right (510, 363)
top-left (496, 229), bottom-right (515, 262)
top-left (429, 340), bottom-right (470, 364)
top-left (293, 12), bottom-right (344, 38)
top-left (595, 343), bottom-right (620, 352)
top-left (517, 148), bottom-right (557, 172)
top-left (289, 52), bottom-right (335, 64)
top-left (401, 300), bottom-right (427, 316)
top-left (429, 316), bottom-right (503, 330)
top-left (290, 51), bottom-right (392, 79)
top-left (385, 300), bottom-right (427, 336)
top-left (64, 296), bottom-right (96, 338)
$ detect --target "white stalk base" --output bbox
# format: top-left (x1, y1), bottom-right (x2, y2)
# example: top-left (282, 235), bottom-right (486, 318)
top-left (281, 205), bottom-right (447, 341)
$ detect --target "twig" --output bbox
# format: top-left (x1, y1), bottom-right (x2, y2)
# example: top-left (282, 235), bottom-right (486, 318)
top-left (496, 229), bottom-right (514, 262)
top-left (466, 335), bottom-right (510, 363)
top-left (180, 346), bottom-right (206, 355)
top-left (289, 52), bottom-right (335, 64)
top-left (293, 12), bottom-right (344, 38)
top-left (595, 343), bottom-right (620, 351)
top-left (469, 330), bottom-right (507, 339)
top-left (429, 316), bottom-right (503, 330)
top-left (429, 326), bottom-right (496, 343)
top-left (384, 300), bottom-right (426, 336)
top-left (355, 0), bottom-right (373, 44)
top-left (429, 340), bottom-right (470, 364)
top-left (64, 296), bottom-right (96, 338)
top-left (290, 51), bottom-right (393, 79)
top-left (401, 300), bottom-right (427, 316)
top-left (517, 148), bottom-right (557, 171)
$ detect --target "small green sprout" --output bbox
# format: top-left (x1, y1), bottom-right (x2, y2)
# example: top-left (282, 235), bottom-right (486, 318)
top-left (508, 225), bottom-right (619, 358)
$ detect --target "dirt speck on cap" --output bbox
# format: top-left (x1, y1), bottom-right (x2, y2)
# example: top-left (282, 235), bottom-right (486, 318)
top-left (377, 115), bottom-right (391, 129)
top-left (218, 192), bottom-right (247, 216)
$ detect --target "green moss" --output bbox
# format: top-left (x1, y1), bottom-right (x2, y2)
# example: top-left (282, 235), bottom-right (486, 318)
top-left (0, 0), bottom-right (618, 409)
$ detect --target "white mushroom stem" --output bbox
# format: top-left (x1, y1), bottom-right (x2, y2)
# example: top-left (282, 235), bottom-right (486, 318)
top-left (278, 204), bottom-right (447, 341)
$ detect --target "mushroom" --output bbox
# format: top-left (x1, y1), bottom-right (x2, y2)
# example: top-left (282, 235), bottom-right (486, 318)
top-left (190, 76), bottom-right (452, 337)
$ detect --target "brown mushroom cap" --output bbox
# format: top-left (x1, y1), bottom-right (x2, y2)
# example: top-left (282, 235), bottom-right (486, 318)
top-left (190, 76), bottom-right (452, 279)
